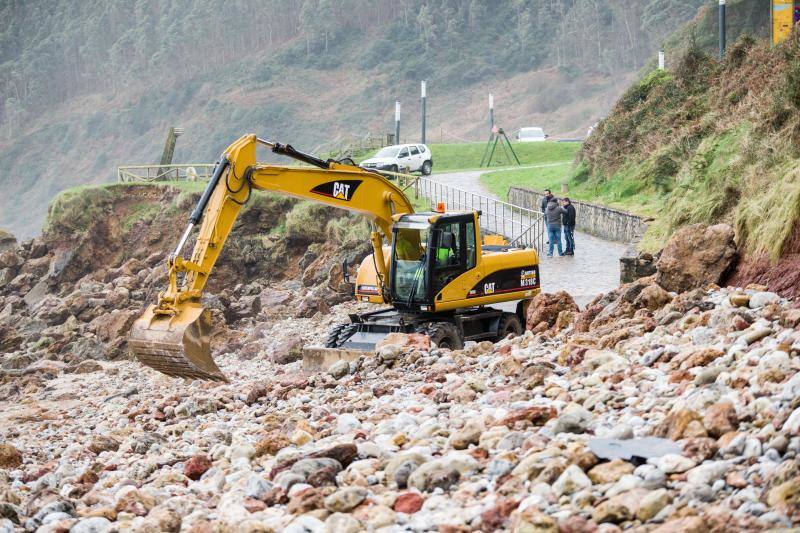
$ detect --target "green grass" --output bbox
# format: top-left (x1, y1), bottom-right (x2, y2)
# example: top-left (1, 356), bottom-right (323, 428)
top-left (480, 162), bottom-right (663, 219)
top-left (358, 141), bottom-right (581, 173)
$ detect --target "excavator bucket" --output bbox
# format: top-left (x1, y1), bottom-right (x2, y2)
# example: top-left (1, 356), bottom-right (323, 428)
top-left (128, 304), bottom-right (228, 382)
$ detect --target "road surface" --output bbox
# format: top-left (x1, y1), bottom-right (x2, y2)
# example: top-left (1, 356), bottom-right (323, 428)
top-left (430, 169), bottom-right (628, 307)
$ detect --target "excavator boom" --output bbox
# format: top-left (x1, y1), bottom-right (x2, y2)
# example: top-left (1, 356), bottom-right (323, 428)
top-left (130, 134), bottom-right (413, 381)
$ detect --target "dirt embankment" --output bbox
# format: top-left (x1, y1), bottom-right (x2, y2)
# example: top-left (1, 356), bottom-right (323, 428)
top-left (0, 183), bottom-right (372, 383)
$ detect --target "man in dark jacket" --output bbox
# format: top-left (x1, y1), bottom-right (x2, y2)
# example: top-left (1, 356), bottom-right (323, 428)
top-left (562, 197), bottom-right (576, 255)
top-left (540, 189), bottom-right (554, 213)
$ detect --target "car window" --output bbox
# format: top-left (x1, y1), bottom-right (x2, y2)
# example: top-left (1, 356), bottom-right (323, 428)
top-left (410, 146), bottom-right (419, 156)
top-left (375, 147), bottom-right (400, 158)
top-left (418, 145), bottom-right (427, 153)
top-left (398, 148), bottom-right (409, 158)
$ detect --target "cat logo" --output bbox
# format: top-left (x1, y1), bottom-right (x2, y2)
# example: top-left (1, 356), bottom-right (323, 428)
top-left (311, 180), bottom-right (362, 201)
top-left (484, 282), bottom-right (496, 295)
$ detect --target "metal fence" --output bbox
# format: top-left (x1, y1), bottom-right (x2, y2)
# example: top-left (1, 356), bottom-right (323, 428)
top-left (116, 163), bottom-right (545, 251)
top-left (117, 164), bottom-right (216, 183)
top-left (398, 174), bottom-right (545, 251)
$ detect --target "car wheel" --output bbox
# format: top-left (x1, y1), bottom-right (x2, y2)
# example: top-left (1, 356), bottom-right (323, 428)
top-left (421, 160), bottom-right (432, 175)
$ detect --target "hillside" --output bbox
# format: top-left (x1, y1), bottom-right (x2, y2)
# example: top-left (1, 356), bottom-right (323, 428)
top-left (0, 0), bottom-right (708, 238)
top-left (573, 28), bottom-right (800, 298)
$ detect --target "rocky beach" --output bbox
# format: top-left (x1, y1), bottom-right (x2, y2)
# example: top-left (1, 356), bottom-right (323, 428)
top-left (1, 208), bottom-right (800, 532)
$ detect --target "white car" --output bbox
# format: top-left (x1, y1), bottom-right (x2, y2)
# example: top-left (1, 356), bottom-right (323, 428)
top-left (361, 144), bottom-right (433, 175)
top-left (517, 127), bottom-right (548, 142)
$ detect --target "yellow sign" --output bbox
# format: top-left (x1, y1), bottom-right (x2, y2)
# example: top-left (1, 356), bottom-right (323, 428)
top-left (773, 0), bottom-right (795, 45)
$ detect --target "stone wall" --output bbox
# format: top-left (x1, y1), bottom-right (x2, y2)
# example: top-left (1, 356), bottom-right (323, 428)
top-left (508, 187), bottom-right (648, 243)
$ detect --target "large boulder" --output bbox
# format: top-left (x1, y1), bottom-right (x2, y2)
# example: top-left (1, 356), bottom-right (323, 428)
top-left (0, 230), bottom-right (16, 253)
top-left (525, 291), bottom-right (579, 331)
top-left (655, 223), bottom-right (736, 293)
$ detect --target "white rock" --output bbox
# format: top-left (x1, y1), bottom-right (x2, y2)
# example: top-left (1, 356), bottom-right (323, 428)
top-left (686, 461), bottom-right (728, 485)
top-left (552, 464), bottom-right (592, 496)
top-left (749, 292), bottom-right (780, 308)
top-left (336, 413), bottom-right (361, 434)
top-left (655, 453), bottom-right (696, 474)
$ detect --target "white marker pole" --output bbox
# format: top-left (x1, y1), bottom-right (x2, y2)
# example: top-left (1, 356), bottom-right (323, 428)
top-left (420, 81), bottom-right (427, 144)
top-left (658, 50), bottom-right (665, 70)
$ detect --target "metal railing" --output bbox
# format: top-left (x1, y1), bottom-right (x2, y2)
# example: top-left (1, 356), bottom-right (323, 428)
top-left (397, 174), bottom-right (545, 251)
top-left (117, 164), bottom-right (216, 183)
top-left (116, 163), bottom-right (545, 251)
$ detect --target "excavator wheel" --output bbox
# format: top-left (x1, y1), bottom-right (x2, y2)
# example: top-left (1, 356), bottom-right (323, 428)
top-left (423, 322), bottom-right (464, 351)
top-left (496, 312), bottom-right (523, 342)
top-left (324, 323), bottom-right (358, 349)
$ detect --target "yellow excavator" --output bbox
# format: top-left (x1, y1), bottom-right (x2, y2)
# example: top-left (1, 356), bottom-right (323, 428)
top-left (129, 134), bottom-right (541, 381)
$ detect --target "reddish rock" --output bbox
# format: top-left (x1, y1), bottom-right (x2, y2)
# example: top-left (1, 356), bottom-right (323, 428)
top-left (495, 406), bottom-right (557, 428)
top-left (243, 497), bottom-right (266, 513)
top-left (703, 402), bottom-right (739, 438)
top-left (184, 454), bottom-right (212, 480)
top-left (394, 492), bottom-right (424, 514)
top-left (682, 437), bottom-right (719, 463)
top-left (270, 339), bottom-right (304, 364)
top-left (680, 347), bottom-right (724, 369)
top-left (0, 443), bottom-right (22, 469)
top-left (89, 310), bottom-right (139, 343)
top-left (376, 332), bottom-right (431, 352)
top-left (654, 408), bottom-right (704, 440)
top-left (287, 487), bottom-right (325, 514)
top-left (558, 515), bottom-right (599, 532)
top-left (480, 498), bottom-right (519, 530)
top-left (525, 291), bottom-right (580, 331)
top-left (655, 223), bottom-right (736, 293)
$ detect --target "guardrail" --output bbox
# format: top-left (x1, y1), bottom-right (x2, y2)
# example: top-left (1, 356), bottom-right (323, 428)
top-left (117, 164), bottom-right (216, 183)
top-left (397, 174), bottom-right (545, 251)
top-left (116, 163), bottom-right (545, 251)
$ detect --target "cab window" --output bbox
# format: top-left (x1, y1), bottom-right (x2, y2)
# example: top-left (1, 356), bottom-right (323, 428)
top-left (398, 148), bottom-right (409, 158)
top-left (418, 145), bottom-right (427, 153)
top-left (410, 146), bottom-right (420, 156)
top-left (465, 221), bottom-right (476, 269)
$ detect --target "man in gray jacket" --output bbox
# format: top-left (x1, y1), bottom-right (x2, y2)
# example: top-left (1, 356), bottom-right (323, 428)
top-left (545, 197), bottom-right (566, 257)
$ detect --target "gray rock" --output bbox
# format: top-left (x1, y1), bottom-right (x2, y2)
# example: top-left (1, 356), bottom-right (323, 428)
top-left (324, 487), bottom-right (368, 512)
top-left (748, 291), bottom-right (780, 309)
top-left (553, 405), bottom-right (593, 434)
top-left (329, 359), bottom-right (350, 379)
top-left (588, 437), bottom-right (681, 462)
top-left (245, 475), bottom-right (272, 500)
top-left (291, 458), bottom-right (343, 480)
top-left (69, 517), bottom-right (112, 533)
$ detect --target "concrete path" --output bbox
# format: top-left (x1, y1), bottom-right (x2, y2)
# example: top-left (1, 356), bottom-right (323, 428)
top-left (431, 168), bottom-right (629, 307)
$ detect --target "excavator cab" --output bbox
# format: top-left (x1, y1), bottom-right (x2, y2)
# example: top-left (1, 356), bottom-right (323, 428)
top-left (390, 212), bottom-right (478, 313)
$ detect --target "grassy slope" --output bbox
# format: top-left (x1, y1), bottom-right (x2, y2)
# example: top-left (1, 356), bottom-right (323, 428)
top-left (572, 33), bottom-right (800, 256)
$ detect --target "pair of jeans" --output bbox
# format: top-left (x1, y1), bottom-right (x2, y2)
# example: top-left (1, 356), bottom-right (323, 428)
top-left (563, 224), bottom-right (575, 253)
top-left (547, 225), bottom-right (563, 256)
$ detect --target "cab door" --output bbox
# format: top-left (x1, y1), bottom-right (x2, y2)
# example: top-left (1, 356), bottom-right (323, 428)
top-left (430, 215), bottom-right (479, 302)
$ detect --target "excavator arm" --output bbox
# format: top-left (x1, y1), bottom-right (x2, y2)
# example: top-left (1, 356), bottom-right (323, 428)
top-left (130, 134), bottom-right (413, 381)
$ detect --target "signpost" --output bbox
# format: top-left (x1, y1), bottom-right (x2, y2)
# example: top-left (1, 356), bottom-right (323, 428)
top-left (772, 0), bottom-right (796, 45)
top-left (719, 0), bottom-right (726, 59)
top-left (658, 50), bottom-right (665, 70)
top-left (489, 93), bottom-right (494, 131)
top-left (420, 81), bottom-right (427, 144)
